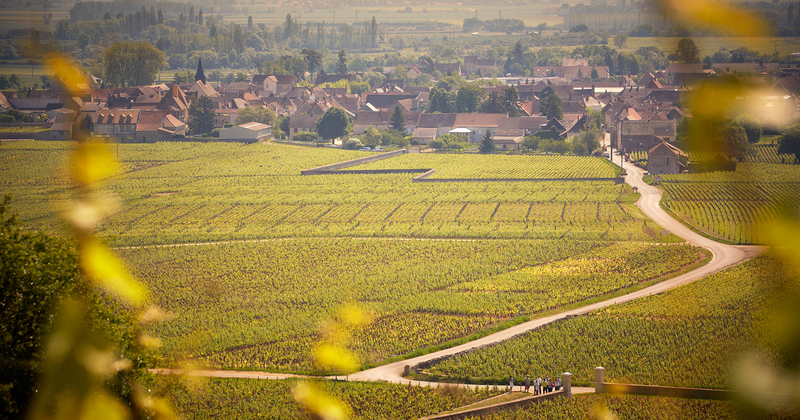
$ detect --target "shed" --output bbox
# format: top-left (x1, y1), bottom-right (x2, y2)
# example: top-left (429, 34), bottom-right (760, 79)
top-left (219, 122), bottom-right (271, 143)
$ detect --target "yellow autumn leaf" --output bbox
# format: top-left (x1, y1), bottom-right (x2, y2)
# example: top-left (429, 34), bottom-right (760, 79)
top-left (45, 54), bottom-right (87, 98)
top-left (293, 381), bottom-right (351, 420)
top-left (313, 343), bottom-right (359, 374)
top-left (71, 140), bottom-right (120, 187)
top-left (81, 238), bottom-right (147, 306)
top-left (661, 0), bottom-right (768, 36)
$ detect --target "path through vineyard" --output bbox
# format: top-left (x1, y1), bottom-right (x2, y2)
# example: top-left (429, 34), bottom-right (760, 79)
top-left (156, 154), bottom-right (765, 391)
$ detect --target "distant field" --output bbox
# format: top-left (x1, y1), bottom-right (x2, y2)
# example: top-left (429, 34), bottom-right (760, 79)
top-left (623, 36), bottom-right (800, 58)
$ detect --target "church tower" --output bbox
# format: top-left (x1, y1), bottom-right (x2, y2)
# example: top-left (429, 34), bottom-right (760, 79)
top-left (195, 58), bottom-right (207, 84)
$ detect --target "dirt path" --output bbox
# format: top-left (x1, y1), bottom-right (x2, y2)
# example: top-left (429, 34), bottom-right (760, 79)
top-left (154, 154), bottom-right (765, 386)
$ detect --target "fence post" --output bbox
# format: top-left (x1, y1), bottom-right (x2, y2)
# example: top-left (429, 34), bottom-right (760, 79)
top-left (595, 367), bottom-right (605, 393)
top-left (562, 372), bottom-right (572, 398)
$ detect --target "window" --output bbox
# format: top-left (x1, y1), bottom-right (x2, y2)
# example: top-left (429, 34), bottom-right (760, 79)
top-left (665, 157), bottom-right (670, 165)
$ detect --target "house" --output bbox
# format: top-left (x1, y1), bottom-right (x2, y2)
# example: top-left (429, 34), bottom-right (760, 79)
top-left (647, 141), bottom-right (687, 174)
top-left (38, 109), bottom-right (78, 141)
top-left (157, 85), bottom-right (190, 121)
top-left (411, 127), bottom-right (438, 144)
top-left (562, 58), bottom-right (589, 67)
top-left (462, 57), bottom-right (499, 75)
top-left (493, 134), bottom-right (524, 151)
top-left (252, 75), bottom-right (278, 96)
top-left (362, 93), bottom-right (421, 111)
top-left (619, 120), bottom-right (676, 152)
top-left (219, 122), bottom-right (271, 143)
top-left (434, 63), bottom-right (461, 76)
top-left (93, 110), bottom-right (140, 142)
top-left (352, 110), bottom-right (420, 134)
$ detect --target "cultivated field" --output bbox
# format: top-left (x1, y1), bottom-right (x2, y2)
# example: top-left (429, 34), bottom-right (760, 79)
top-left (0, 140), bottom-right (707, 374)
top-left (425, 253), bottom-right (786, 389)
top-left (659, 164), bottom-right (800, 244)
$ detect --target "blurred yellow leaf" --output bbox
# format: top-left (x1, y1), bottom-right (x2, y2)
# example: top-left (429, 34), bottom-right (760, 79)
top-left (70, 140), bottom-right (120, 187)
top-left (314, 343), bottom-right (359, 374)
top-left (77, 390), bottom-right (131, 420)
top-left (138, 334), bottom-right (163, 348)
top-left (45, 54), bottom-right (86, 97)
top-left (81, 238), bottom-right (147, 306)
top-left (661, 0), bottom-right (767, 36)
top-left (338, 304), bottom-right (372, 329)
top-left (293, 381), bottom-right (351, 420)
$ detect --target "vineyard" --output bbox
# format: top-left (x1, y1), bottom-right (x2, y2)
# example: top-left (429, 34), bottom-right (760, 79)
top-left (120, 239), bottom-right (703, 371)
top-left (469, 394), bottom-right (796, 420)
top-left (659, 164), bottom-right (800, 244)
top-left (426, 254), bottom-right (785, 389)
top-left (351, 153), bottom-right (622, 179)
top-left (0, 141), bottom-right (656, 246)
top-left (143, 375), bottom-right (504, 419)
top-left (633, 145), bottom-right (794, 166)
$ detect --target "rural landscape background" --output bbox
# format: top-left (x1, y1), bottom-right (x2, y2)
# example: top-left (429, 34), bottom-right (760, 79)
top-left (1, 0), bottom-right (800, 418)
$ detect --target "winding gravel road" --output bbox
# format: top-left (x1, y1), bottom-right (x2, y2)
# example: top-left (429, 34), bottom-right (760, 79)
top-left (347, 157), bottom-right (765, 384)
top-left (156, 155), bottom-right (765, 386)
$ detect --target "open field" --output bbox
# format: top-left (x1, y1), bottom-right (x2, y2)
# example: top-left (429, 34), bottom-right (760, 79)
top-left (623, 36), bottom-right (800, 58)
top-left (425, 253), bottom-right (785, 389)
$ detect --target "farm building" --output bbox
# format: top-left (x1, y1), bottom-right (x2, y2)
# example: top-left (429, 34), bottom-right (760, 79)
top-left (219, 122), bottom-right (271, 143)
top-left (647, 141), bottom-right (687, 175)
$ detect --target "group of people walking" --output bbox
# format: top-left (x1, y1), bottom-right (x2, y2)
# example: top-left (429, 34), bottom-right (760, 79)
top-left (509, 374), bottom-right (561, 394)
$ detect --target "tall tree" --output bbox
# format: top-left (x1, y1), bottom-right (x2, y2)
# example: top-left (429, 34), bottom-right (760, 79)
top-left (389, 104), bottom-right (405, 133)
top-left (503, 86), bottom-right (522, 117)
top-left (316, 107), bottom-right (349, 142)
top-left (369, 16), bottom-right (378, 46)
top-left (455, 84), bottom-right (483, 113)
top-left (236, 105), bottom-right (277, 128)
top-left (301, 48), bottom-right (322, 74)
top-left (248, 15), bottom-right (253, 30)
top-left (674, 38), bottom-right (700, 63)
top-left (778, 123), bottom-right (800, 163)
top-left (539, 86), bottom-right (563, 120)
top-left (733, 114), bottom-right (762, 144)
top-left (613, 33), bottom-right (628, 49)
top-left (480, 92), bottom-right (505, 114)
top-left (233, 24), bottom-right (245, 53)
top-left (103, 41), bottom-right (165, 87)
top-left (188, 95), bottom-right (215, 135)
top-left (335, 49), bottom-right (348, 74)
top-left (720, 121), bottom-right (750, 162)
top-left (479, 129), bottom-right (495, 153)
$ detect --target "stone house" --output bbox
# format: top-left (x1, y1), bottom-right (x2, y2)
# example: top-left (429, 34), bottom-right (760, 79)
top-left (647, 141), bottom-right (687, 175)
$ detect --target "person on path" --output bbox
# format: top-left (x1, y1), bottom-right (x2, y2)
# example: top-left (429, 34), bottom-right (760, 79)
top-left (524, 375), bottom-right (531, 392)
top-left (547, 377), bottom-right (554, 393)
top-left (555, 377), bottom-right (562, 391)
top-left (509, 375), bottom-right (514, 392)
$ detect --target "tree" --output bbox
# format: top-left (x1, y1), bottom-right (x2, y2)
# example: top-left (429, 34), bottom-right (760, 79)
top-left (733, 114), bottom-right (762, 144)
top-left (236, 106), bottom-right (277, 128)
top-left (349, 81), bottom-right (371, 96)
top-left (8, 74), bottom-right (20, 88)
top-left (188, 95), bottom-right (215, 135)
top-left (104, 41), bottom-right (165, 87)
top-left (278, 115), bottom-right (291, 139)
top-left (720, 121), bottom-right (750, 162)
top-left (247, 15), bottom-right (253, 30)
top-left (674, 38), bottom-right (700, 63)
top-left (480, 92), bottom-right (506, 114)
top-left (613, 33), bottom-right (628, 49)
top-left (389, 105), bottom-right (405, 133)
top-left (302, 48), bottom-right (322, 74)
top-left (479, 129), bottom-right (495, 153)
top-left (316, 107), bottom-right (349, 142)
top-left (503, 86), bottom-right (522, 117)
top-left (336, 49), bottom-right (348, 74)
top-left (233, 24), bottom-right (245, 53)
top-left (779, 123), bottom-right (800, 163)
top-left (455, 84), bottom-right (483, 113)
top-left (540, 86), bottom-right (563, 119)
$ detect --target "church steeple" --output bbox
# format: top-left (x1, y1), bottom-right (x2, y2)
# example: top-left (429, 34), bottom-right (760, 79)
top-left (195, 58), bottom-right (207, 84)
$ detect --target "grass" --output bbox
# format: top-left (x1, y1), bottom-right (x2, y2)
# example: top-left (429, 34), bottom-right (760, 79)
top-left (0, 126), bottom-right (48, 133)
top-left (437, 391), bottom-right (531, 415)
top-left (622, 36), bottom-right (800, 59)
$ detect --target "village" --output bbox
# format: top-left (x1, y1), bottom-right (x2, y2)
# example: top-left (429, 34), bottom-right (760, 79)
top-left (3, 53), bottom-right (797, 176)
